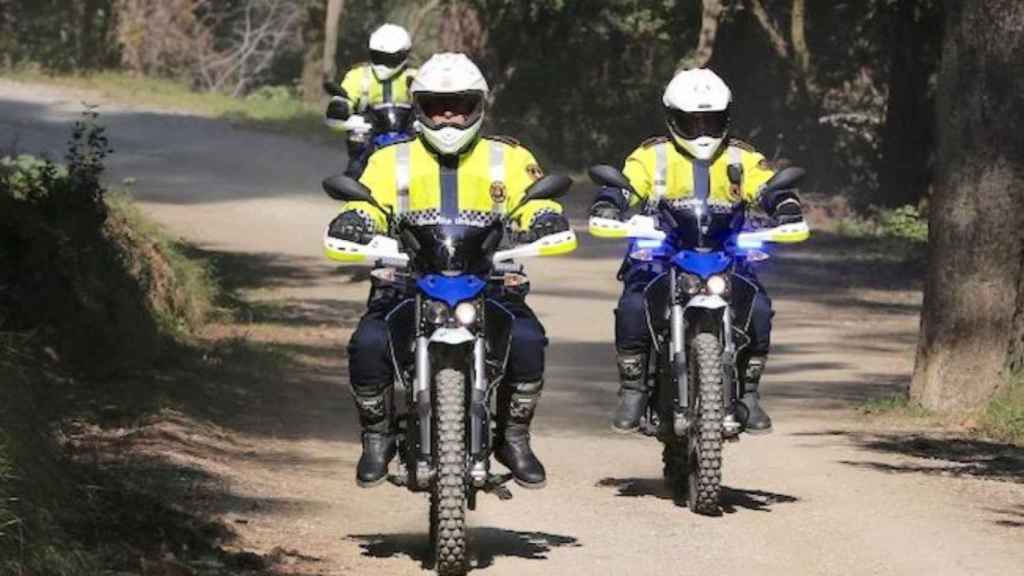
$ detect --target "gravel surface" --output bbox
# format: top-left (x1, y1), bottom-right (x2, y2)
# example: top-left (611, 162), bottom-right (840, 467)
top-left (3, 78), bottom-right (1021, 576)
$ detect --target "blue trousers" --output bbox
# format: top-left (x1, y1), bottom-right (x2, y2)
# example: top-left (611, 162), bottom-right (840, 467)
top-left (348, 288), bottom-right (548, 396)
top-left (615, 261), bottom-right (773, 357)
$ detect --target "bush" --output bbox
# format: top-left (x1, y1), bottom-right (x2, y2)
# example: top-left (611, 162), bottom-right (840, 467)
top-left (835, 204), bottom-right (929, 243)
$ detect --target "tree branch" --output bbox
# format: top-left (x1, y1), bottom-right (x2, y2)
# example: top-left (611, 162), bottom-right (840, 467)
top-left (747, 0), bottom-right (789, 59)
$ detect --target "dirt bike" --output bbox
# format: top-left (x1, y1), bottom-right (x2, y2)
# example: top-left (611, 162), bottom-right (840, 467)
top-left (322, 174), bottom-right (576, 575)
top-left (323, 81), bottom-right (415, 178)
top-left (587, 164), bottom-right (809, 515)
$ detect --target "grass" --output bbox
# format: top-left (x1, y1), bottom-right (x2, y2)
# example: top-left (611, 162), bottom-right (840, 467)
top-left (3, 68), bottom-right (325, 137)
top-left (105, 190), bottom-right (218, 334)
top-left (861, 394), bottom-right (933, 418)
top-left (861, 380), bottom-right (1024, 447)
top-left (978, 376), bottom-right (1024, 445)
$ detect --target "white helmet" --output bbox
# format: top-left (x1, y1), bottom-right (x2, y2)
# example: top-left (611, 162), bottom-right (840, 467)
top-left (410, 53), bottom-right (489, 156)
top-left (368, 24), bottom-right (411, 80)
top-left (663, 68), bottom-right (732, 161)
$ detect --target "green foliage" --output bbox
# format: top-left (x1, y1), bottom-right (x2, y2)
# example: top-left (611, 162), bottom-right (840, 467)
top-left (6, 70), bottom-right (323, 137)
top-left (0, 116), bottom-right (223, 573)
top-left (980, 375), bottom-right (1024, 445)
top-left (835, 205), bottom-right (929, 243)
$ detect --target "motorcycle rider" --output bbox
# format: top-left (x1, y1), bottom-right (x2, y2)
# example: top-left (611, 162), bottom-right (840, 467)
top-left (326, 23), bottom-right (417, 178)
top-left (590, 68), bottom-right (805, 435)
top-left (328, 53), bottom-right (570, 489)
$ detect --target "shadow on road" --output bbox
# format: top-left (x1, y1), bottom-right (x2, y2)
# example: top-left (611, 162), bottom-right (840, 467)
top-left (792, 430), bottom-right (1024, 484)
top-left (595, 477), bottom-right (799, 513)
top-left (348, 528), bottom-right (581, 571)
top-left (837, 434), bottom-right (1024, 484)
top-left (989, 505), bottom-right (1024, 528)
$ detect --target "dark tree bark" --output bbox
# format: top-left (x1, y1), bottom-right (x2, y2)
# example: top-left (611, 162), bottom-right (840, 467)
top-left (911, 0), bottom-right (1024, 411)
top-left (878, 0), bottom-right (941, 208)
top-left (322, 0), bottom-right (345, 82)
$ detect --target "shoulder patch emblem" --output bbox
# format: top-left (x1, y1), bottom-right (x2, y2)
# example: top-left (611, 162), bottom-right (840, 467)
top-left (490, 181), bottom-right (508, 204)
top-left (641, 136), bottom-right (669, 148)
top-left (488, 135), bottom-right (521, 147)
top-left (526, 163), bottom-right (544, 181)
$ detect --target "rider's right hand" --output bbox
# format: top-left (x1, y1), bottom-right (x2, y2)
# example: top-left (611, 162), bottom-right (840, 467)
top-left (328, 212), bottom-right (374, 244)
top-left (590, 200), bottom-right (622, 221)
top-left (326, 96), bottom-right (351, 121)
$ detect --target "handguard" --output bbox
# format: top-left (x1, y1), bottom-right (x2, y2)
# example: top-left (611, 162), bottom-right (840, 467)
top-left (588, 215), bottom-right (666, 241)
top-left (492, 230), bottom-right (578, 263)
top-left (323, 229), bottom-right (410, 267)
top-left (735, 220), bottom-right (810, 246)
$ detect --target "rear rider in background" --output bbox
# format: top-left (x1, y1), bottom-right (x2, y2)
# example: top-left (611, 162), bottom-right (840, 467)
top-left (325, 23), bottom-right (417, 178)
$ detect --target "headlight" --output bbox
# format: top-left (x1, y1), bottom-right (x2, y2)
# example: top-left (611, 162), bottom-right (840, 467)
top-left (423, 300), bottom-right (449, 325)
top-left (706, 274), bottom-right (730, 296)
top-left (679, 273), bottom-right (703, 296)
top-left (454, 301), bottom-right (478, 326)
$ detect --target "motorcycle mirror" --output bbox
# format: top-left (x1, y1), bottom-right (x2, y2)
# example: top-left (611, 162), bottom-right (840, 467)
top-left (588, 164), bottom-right (635, 193)
top-left (322, 174), bottom-right (373, 203)
top-left (523, 174), bottom-right (572, 203)
top-left (508, 174), bottom-right (572, 219)
top-left (762, 166), bottom-right (806, 192)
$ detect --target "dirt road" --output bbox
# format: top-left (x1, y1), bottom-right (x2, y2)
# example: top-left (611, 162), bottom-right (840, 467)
top-left (3, 80), bottom-right (1021, 576)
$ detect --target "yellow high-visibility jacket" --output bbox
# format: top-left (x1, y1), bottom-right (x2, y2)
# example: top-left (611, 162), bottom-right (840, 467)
top-left (622, 137), bottom-right (776, 210)
top-left (339, 64), bottom-right (416, 112)
top-left (340, 135), bottom-right (562, 233)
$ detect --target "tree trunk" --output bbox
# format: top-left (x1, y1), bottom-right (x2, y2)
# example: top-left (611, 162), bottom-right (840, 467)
top-left (322, 0), bottom-right (345, 82)
top-left (911, 0), bottom-right (1024, 411)
top-left (682, 0), bottom-right (725, 69)
top-left (878, 0), bottom-right (935, 208)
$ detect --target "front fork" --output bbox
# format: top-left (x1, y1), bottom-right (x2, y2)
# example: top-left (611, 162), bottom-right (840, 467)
top-left (669, 270), bottom-right (741, 437)
top-left (409, 335), bottom-right (491, 490)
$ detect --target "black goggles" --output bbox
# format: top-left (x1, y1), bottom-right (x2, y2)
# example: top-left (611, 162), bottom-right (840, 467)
top-left (667, 109), bottom-right (730, 140)
top-left (414, 92), bottom-right (484, 129)
top-left (370, 50), bottom-right (409, 69)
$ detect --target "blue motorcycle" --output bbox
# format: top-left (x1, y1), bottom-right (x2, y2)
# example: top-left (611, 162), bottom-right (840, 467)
top-left (322, 82), bottom-right (415, 179)
top-left (588, 164), bottom-right (809, 515)
top-left (322, 174), bottom-right (577, 575)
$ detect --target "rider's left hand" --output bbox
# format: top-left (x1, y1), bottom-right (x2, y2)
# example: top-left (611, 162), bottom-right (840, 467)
top-left (773, 198), bottom-right (804, 225)
top-left (528, 212), bottom-right (570, 241)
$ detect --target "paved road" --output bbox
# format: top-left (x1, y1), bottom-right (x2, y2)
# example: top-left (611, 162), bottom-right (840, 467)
top-left (3, 79), bottom-right (1022, 576)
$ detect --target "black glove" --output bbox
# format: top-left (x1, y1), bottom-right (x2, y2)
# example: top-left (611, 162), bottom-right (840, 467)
top-left (590, 200), bottom-right (622, 221)
top-left (773, 198), bottom-right (805, 225)
top-left (326, 97), bottom-right (351, 121)
top-left (328, 212), bottom-right (374, 244)
top-left (529, 212), bottom-right (570, 241)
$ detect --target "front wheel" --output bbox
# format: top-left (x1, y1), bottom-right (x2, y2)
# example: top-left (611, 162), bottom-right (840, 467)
top-left (687, 332), bottom-right (724, 515)
top-left (429, 369), bottom-right (467, 575)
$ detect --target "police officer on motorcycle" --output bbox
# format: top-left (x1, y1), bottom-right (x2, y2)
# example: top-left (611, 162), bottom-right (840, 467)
top-left (329, 53), bottom-right (571, 489)
top-left (325, 23), bottom-right (417, 178)
top-left (590, 68), bottom-right (806, 435)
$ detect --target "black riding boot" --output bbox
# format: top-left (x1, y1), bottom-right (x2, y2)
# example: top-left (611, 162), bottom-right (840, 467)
top-left (612, 351), bottom-right (649, 433)
top-left (740, 355), bottom-right (773, 434)
top-left (354, 390), bottom-right (396, 487)
top-left (495, 380), bottom-right (546, 488)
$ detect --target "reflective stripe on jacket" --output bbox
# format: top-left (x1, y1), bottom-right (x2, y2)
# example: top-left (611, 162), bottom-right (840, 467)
top-left (339, 65), bottom-right (416, 111)
top-left (340, 136), bottom-right (561, 233)
top-left (622, 138), bottom-right (776, 210)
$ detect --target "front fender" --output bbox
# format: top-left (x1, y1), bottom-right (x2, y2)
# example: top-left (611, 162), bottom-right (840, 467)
top-left (429, 327), bottom-right (476, 345)
top-left (686, 295), bottom-right (729, 310)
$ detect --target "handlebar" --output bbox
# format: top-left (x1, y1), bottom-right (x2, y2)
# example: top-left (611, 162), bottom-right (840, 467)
top-left (588, 215), bottom-right (810, 245)
top-left (324, 228), bottom-right (578, 269)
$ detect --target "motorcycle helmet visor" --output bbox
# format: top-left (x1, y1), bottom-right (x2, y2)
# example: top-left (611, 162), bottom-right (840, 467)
top-left (414, 91), bottom-right (485, 130)
top-left (667, 109), bottom-right (730, 140)
top-left (370, 49), bottom-right (409, 69)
